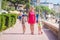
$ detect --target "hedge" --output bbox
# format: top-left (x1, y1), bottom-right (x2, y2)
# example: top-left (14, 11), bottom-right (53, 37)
top-left (0, 13), bottom-right (17, 32)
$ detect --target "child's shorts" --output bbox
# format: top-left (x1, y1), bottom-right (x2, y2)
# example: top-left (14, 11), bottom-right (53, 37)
top-left (22, 17), bottom-right (25, 24)
top-left (18, 16), bottom-right (22, 20)
top-left (38, 22), bottom-right (42, 27)
top-left (36, 19), bottom-right (38, 23)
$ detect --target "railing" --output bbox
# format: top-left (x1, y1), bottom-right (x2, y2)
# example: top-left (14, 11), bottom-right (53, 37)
top-left (42, 20), bottom-right (59, 36)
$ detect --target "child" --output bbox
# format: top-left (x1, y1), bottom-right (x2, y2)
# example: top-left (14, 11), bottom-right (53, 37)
top-left (38, 18), bottom-right (43, 35)
top-left (36, 12), bottom-right (43, 35)
top-left (22, 14), bottom-right (26, 34)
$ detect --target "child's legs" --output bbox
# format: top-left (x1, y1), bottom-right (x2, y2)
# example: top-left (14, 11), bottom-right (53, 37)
top-left (22, 24), bottom-right (26, 33)
top-left (38, 23), bottom-right (43, 34)
top-left (30, 24), bottom-right (34, 34)
top-left (38, 26), bottom-right (41, 32)
top-left (37, 20), bottom-right (41, 32)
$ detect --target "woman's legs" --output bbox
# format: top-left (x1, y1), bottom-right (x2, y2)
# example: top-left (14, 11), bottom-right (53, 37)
top-left (30, 24), bottom-right (34, 35)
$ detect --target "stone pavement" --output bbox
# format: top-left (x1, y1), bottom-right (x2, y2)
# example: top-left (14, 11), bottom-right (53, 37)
top-left (0, 19), bottom-right (57, 40)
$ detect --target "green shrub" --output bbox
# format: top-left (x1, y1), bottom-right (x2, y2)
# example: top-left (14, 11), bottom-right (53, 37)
top-left (0, 13), bottom-right (18, 32)
top-left (1, 14), bottom-right (6, 30)
top-left (0, 15), bottom-right (2, 31)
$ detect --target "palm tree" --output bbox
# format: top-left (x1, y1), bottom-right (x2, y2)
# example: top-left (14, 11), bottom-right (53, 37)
top-left (2, 0), bottom-right (8, 10)
top-left (35, 6), bottom-right (52, 19)
top-left (2, 0), bottom-right (30, 10)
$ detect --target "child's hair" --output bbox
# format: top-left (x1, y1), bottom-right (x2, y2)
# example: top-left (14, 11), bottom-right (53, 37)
top-left (22, 14), bottom-right (25, 17)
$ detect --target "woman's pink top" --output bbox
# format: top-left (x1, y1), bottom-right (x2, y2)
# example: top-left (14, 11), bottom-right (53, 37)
top-left (28, 11), bottom-right (36, 24)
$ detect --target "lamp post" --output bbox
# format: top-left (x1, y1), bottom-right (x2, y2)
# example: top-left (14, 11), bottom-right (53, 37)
top-left (57, 5), bottom-right (60, 39)
top-left (58, 13), bottom-right (60, 40)
top-left (0, 0), bottom-right (2, 36)
top-left (58, 18), bottom-right (60, 40)
top-left (0, 0), bottom-right (2, 14)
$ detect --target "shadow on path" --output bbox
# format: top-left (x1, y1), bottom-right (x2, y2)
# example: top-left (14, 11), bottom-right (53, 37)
top-left (43, 26), bottom-right (58, 40)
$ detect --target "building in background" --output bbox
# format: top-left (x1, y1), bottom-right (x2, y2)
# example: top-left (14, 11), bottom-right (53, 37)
top-left (53, 4), bottom-right (60, 20)
top-left (30, 0), bottom-right (40, 6)
top-left (40, 1), bottom-right (60, 13)
top-left (30, 0), bottom-right (37, 6)
top-left (40, 2), bottom-right (54, 9)
top-left (30, 0), bottom-right (60, 13)
top-left (53, 4), bottom-right (60, 13)
top-left (36, 0), bottom-right (40, 6)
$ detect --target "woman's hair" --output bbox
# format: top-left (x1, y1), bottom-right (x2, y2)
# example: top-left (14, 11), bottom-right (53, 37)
top-left (29, 6), bottom-right (35, 12)
top-left (30, 6), bottom-right (34, 10)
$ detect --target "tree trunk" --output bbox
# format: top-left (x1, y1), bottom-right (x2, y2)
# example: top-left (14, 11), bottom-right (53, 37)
top-left (15, 5), bottom-right (17, 10)
top-left (14, 4), bottom-right (18, 10)
top-left (45, 11), bottom-right (47, 20)
top-left (26, 8), bottom-right (29, 13)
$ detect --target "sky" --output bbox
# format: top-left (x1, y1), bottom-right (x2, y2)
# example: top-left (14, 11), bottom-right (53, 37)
top-left (40, 0), bottom-right (60, 4)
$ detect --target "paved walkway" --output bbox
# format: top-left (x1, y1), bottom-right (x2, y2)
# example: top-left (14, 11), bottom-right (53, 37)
top-left (0, 19), bottom-right (57, 40)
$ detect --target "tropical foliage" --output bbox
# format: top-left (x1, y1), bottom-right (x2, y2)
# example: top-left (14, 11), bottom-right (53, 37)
top-left (2, 0), bottom-right (8, 10)
top-left (25, 3), bottom-right (31, 13)
top-left (35, 6), bottom-right (55, 15)
top-left (2, 0), bottom-right (30, 10)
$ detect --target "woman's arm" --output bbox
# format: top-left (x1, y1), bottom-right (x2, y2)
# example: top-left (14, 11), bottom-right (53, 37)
top-left (27, 11), bottom-right (30, 21)
top-left (34, 11), bottom-right (36, 22)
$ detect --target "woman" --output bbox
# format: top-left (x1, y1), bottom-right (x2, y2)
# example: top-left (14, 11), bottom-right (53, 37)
top-left (28, 6), bottom-right (36, 35)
